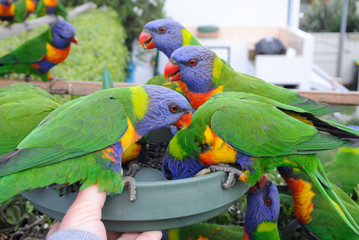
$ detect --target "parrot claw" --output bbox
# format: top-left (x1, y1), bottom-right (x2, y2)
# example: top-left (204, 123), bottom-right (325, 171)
top-left (49, 77), bottom-right (67, 91)
top-left (210, 163), bottom-right (244, 190)
top-left (123, 176), bottom-right (136, 202)
top-left (24, 74), bottom-right (31, 82)
top-left (125, 162), bottom-right (141, 177)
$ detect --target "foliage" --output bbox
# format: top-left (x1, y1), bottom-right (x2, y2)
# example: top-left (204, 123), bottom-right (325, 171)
top-left (63, 0), bottom-right (165, 55)
top-left (0, 8), bottom-right (128, 82)
top-left (0, 195), bottom-right (54, 239)
top-left (300, 0), bottom-right (359, 32)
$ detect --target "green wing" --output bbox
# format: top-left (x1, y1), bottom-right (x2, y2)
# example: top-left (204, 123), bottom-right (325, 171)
top-left (0, 89), bottom-right (129, 176)
top-left (35, 0), bottom-right (45, 16)
top-left (0, 83), bottom-right (60, 155)
top-left (209, 96), bottom-right (346, 156)
top-left (0, 31), bottom-right (48, 65)
top-left (14, 0), bottom-right (27, 21)
top-left (221, 67), bottom-right (340, 116)
top-left (326, 146), bottom-right (359, 195)
top-left (56, 1), bottom-right (67, 20)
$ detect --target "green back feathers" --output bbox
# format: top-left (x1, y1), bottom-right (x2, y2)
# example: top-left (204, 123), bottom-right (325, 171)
top-left (0, 28), bottom-right (50, 65)
top-left (0, 83), bottom-right (60, 155)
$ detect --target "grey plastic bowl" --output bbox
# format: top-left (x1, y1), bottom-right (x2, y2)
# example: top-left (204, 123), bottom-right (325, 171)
top-left (22, 167), bottom-right (249, 232)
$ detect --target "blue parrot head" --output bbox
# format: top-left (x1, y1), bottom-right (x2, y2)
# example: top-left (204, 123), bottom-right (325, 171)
top-left (165, 45), bottom-right (217, 93)
top-left (51, 21), bottom-right (77, 49)
top-left (244, 176), bottom-right (280, 238)
top-left (162, 149), bottom-right (207, 180)
top-left (136, 85), bottom-right (192, 136)
top-left (349, 125), bottom-right (359, 131)
top-left (139, 19), bottom-right (185, 58)
top-left (0, 0), bottom-right (12, 7)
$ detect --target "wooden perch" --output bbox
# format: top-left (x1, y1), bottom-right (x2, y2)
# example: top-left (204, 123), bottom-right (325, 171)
top-left (0, 2), bottom-right (97, 39)
top-left (0, 79), bottom-right (359, 105)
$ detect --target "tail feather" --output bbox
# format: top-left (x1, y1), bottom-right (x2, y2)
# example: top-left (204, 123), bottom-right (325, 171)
top-left (307, 158), bottom-right (359, 235)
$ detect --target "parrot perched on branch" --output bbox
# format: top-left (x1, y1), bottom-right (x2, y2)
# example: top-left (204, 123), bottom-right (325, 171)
top-left (0, 85), bottom-right (192, 202)
top-left (0, 0), bottom-right (15, 24)
top-left (36, 0), bottom-right (67, 20)
top-left (14, 0), bottom-right (36, 22)
top-left (0, 20), bottom-right (77, 82)
top-left (164, 44), bottom-right (339, 116)
top-left (278, 166), bottom-right (359, 240)
top-left (0, 83), bottom-right (61, 155)
top-left (162, 92), bottom-right (359, 235)
top-left (162, 176), bottom-right (280, 240)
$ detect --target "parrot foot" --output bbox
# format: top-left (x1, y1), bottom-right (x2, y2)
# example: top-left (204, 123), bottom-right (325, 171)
top-left (123, 176), bottom-right (136, 202)
top-left (24, 74), bottom-right (31, 82)
top-left (49, 77), bottom-right (67, 91)
top-left (126, 162), bottom-right (141, 177)
top-left (210, 163), bottom-right (244, 190)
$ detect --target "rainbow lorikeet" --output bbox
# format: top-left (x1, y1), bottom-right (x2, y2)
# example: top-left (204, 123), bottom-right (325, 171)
top-left (139, 19), bottom-right (229, 99)
top-left (14, 0), bottom-right (36, 22)
top-left (0, 0), bottom-right (15, 24)
top-left (0, 85), bottom-right (192, 202)
top-left (325, 125), bottom-right (359, 199)
top-left (0, 83), bottom-right (61, 155)
top-left (162, 92), bottom-right (359, 234)
top-left (36, 0), bottom-right (67, 20)
top-left (164, 45), bottom-right (339, 116)
top-left (0, 21), bottom-right (77, 81)
top-left (162, 176), bottom-right (280, 240)
top-left (278, 166), bottom-right (359, 240)
top-left (139, 19), bottom-right (201, 59)
top-left (244, 175), bottom-right (280, 240)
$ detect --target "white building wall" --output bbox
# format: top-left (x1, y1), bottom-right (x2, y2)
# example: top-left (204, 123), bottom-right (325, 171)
top-left (164, 0), bottom-right (289, 27)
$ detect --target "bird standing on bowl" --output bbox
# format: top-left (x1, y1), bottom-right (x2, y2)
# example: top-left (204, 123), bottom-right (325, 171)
top-left (164, 44), bottom-right (339, 116)
top-left (162, 91), bottom-right (359, 235)
top-left (278, 166), bottom-right (359, 240)
top-left (36, 0), bottom-right (67, 20)
top-left (0, 85), bottom-right (192, 202)
top-left (0, 20), bottom-right (77, 83)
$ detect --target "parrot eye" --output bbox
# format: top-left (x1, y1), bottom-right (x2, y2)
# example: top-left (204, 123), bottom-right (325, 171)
top-left (170, 58), bottom-right (178, 65)
top-left (186, 58), bottom-right (198, 66)
top-left (264, 197), bottom-right (272, 206)
top-left (169, 104), bottom-right (179, 113)
top-left (158, 26), bottom-right (166, 33)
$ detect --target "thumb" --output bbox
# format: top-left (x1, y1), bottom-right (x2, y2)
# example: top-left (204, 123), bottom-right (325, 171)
top-left (58, 185), bottom-right (107, 239)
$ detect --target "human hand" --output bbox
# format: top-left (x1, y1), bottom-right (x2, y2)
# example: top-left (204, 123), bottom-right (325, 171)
top-left (47, 185), bottom-right (162, 240)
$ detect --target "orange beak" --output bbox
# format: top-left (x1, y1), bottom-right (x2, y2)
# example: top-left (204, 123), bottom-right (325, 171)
top-left (164, 61), bottom-right (181, 81)
top-left (71, 37), bottom-right (78, 45)
top-left (139, 30), bottom-right (155, 49)
top-left (173, 112), bottom-right (192, 128)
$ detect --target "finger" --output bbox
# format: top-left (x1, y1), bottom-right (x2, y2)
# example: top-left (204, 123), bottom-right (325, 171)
top-left (58, 185), bottom-right (107, 239)
top-left (137, 231), bottom-right (162, 240)
top-left (117, 232), bottom-right (141, 240)
top-left (107, 231), bottom-right (123, 240)
top-left (46, 222), bottom-right (61, 238)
